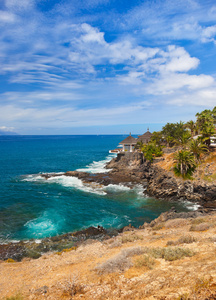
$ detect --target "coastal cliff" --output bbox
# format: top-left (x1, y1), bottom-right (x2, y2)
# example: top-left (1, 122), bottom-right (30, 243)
top-left (106, 151), bottom-right (216, 210)
top-left (42, 151), bottom-right (216, 210)
top-left (1, 151), bottom-right (216, 299)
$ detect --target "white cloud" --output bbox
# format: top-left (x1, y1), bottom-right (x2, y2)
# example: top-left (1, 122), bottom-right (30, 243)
top-left (119, 0), bottom-right (216, 44)
top-left (0, 1), bottom-right (216, 133)
top-left (147, 73), bottom-right (214, 95)
top-left (164, 46), bottom-right (199, 72)
top-left (0, 126), bottom-right (15, 132)
top-left (0, 10), bottom-right (16, 22)
top-left (201, 25), bottom-right (216, 43)
top-left (81, 23), bottom-right (105, 44)
top-left (167, 88), bottom-right (216, 107)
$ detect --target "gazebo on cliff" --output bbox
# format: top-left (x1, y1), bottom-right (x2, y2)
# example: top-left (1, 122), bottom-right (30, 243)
top-left (137, 129), bottom-right (152, 144)
top-left (119, 133), bottom-right (137, 152)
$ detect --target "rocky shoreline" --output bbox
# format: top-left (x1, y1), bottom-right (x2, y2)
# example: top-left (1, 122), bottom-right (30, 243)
top-left (1, 151), bottom-right (216, 262)
top-left (106, 152), bottom-right (216, 210)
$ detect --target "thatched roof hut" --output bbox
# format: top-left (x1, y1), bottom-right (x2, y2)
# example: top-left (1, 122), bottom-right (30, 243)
top-left (119, 134), bottom-right (137, 145)
top-left (137, 130), bottom-right (152, 144)
top-left (119, 133), bottom-right (137, 152)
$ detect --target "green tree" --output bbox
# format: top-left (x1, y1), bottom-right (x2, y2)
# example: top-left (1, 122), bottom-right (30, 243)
top-left (142, 142), bottom-right (163, 162)
top-left (174, 150), bottom-right (196, 178)
top-left (175, 131), bottom-right (191, 148)
top-left (151, 131), bottom-right (163, 146)
top-left (186, 120), bottom-right (196, 137)
top-left (196, 109), bottom-right (214, 131)
top-left (134, 141), bottom-right (144, 151)
top-left (189, 139), bottom-right (208, 162)
top-left (162, 121), bottom-right (188, 147)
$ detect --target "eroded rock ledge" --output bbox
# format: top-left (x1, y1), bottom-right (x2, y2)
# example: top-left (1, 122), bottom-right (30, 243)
top-left (106, 152), bottom-right (216, 209)
top-left (43, 151), bottom-right (216, 210)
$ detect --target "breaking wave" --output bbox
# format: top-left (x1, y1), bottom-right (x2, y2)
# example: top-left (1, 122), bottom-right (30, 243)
top-left (22, 174), bottom-right (145, 197)
top-left (76, 154), bottom-right (116, 173)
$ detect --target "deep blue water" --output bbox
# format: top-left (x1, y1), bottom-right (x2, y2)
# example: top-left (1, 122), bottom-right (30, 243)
top-left (0, 135), bottom-right (194, 242)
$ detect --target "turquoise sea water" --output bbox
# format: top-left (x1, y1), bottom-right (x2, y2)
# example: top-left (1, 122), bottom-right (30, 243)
top-left (0, 135), bottom-right (196, 242)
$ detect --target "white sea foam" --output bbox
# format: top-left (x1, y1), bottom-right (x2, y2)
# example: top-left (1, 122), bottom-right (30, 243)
top-left (22, 174), bottom-right (45, 182)
top-left (47, 175), bottom-right (107, 195)
top-left (24, 218), bottom-right (58, 237)
top-left (76, 154), bottom-right (117, 173)
top-left (22, 172), bottom-right (145, 197)
top-left (104, 184), bottom-right (131, 192)
top-left (133, 184), bottom-right (146, 198)
top-left (183, 201), bottom-right (201, 211)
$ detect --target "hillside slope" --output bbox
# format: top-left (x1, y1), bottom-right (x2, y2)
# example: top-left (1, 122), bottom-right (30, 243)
top-left (1, 211), bottom-right (216, 300)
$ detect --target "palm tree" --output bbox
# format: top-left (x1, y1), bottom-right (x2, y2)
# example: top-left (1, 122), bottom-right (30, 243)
top-left (174, 150), bottom-right (196, 177)
top-left (189, 139), bottom-right (208, 162)
top-left (196, 110), bottom-right (214, 131)
top-left (165, 135), bottom-right (174, 147)
top-left (186, 120), bottom-right (196, 137)
top-left (175, 131), bottom-right (191, 148)
top-left (201, 122), bottom-right (215, 146)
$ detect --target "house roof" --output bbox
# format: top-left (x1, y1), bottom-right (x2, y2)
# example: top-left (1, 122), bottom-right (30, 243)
top-left (119, 134), bottom-right (137, 144)
top-left (137, 131), bottom-right (152, 142)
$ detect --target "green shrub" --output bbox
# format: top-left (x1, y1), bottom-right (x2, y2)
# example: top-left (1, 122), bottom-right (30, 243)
top-left (122, 234), bottom-right (143, 243)
top-left (177, 235), bottom-right (197, 244)
top-left (162, 247), bottom-right (194, 261)
top-left (134, 255), bottom-right (156, 269)
top-left (142, 142), bottom-right (163, 162)
top-left (142, 246), bottom-right (194, 261)
top-left (167, 235), bottom-right (197, 246)
top-left (190, 223), bottom-right (210, 231)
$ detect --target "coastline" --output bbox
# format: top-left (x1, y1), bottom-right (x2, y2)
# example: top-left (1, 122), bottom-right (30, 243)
top-left (2, 209), bottom-right (216, 299)
top-left (1, 151), bottom-right (215, 261)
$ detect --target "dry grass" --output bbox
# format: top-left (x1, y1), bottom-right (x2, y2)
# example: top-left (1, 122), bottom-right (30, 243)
top-left (121, 246), bottom-right (145, 257)
top-left (5, 259), bottom-right (16, 263)
top-left (94, 246), bottom-right (145, 274)
top-left (152, 222), bottom-right (165, 231)
top-left (94, 252), bottom-right (132, 274)
top-left (191, 217), bottom-right (207, 225)
top-left (2, 213), bottom-right (216, 300)
top-left (4, 295), bottom-right (24, 300)
top-left (61, 275), bottom-right (85, 298)
top-left (204, 173), bottom-right (216, 182)
top-left (190, 223), bottom-right (210, 231)
top-left (165, 218), bottom-right (189, 228)
top-left (107, 237), bottom-right (122, 248)
top-left (55, 246), bottom-right (77, 255)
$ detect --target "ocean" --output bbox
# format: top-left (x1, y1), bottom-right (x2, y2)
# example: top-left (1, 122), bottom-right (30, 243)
top-left (0, 135), bottom-right (197, 243)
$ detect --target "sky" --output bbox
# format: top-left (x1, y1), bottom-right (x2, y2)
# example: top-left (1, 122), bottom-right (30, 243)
top-left (1, 0), bottom-right (216, 135)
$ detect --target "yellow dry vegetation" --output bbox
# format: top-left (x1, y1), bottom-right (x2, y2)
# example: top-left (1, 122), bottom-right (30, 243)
top-left (1, 214), bottom-right (216, 299)
top-left (156, 149), bottom-right (216, 183)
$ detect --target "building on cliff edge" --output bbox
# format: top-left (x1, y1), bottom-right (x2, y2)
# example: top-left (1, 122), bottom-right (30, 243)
top-left (109, 129), bottom-right (152, 153)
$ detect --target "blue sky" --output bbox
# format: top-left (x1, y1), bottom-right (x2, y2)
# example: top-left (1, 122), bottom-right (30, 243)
top-left (1, 0), bottom-right (216, 134)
